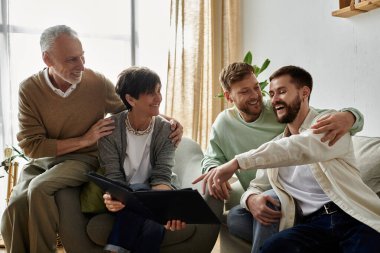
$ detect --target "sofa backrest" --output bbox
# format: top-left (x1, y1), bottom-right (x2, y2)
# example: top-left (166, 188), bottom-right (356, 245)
top-left (352, 136), bottom-right (380, 195)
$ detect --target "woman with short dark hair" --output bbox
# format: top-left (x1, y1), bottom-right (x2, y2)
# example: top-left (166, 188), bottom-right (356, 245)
top-left (98, 66), bottom-right (185, 253)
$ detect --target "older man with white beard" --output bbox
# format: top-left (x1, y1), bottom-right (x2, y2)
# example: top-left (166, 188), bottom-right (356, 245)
top-left (1, 25), bottom-right (183, 253)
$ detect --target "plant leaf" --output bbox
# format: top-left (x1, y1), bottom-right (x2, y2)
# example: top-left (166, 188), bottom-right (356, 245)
top-left (259, 80), bottom-right (269, 90)
top-left (243, 51), bottom-right (253, 65)
top-left (253, 65), bottom-right (260, 76)
top-left (12, 146), bottom-right (29, 161)
top-left (12, 146), bottom-right (23, 155)
top-left (258, 59), bottom-right (270, 75)
top-left (0, 160), bottom-right (10, 172)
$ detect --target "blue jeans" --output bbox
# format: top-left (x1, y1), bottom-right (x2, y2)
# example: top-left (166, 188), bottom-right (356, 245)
top-left (260, 204), bottom-right (380, 253)
top-left (105, 183), bottom-right (165, 253)
top-left (227, 189), bottom-right (280, 253)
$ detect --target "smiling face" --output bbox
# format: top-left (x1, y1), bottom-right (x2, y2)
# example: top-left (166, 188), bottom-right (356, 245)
top-left (224, 74), bottom-right (263, 122)
top-left (128, 83), bottom-right (162, 117)
top-left (43, 34), bottom-right (85, 87)
top-left (269, 75), bottom-right (309, 124)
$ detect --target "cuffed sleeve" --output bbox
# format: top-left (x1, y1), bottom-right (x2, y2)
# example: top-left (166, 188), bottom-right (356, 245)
top-left (240, 169), bottom-right (271, 210)
top-left (340, 107), bottom-right (364, 135)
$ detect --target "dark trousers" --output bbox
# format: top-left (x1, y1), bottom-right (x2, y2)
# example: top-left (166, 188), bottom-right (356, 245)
top-left (106, 184), bottom-right (165, 253)
top-left (260, 204), bottom-right (380, 253)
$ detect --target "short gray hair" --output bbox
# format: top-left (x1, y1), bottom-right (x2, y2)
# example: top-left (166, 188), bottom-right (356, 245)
top-left (40, 25), bottom-right (78, 52)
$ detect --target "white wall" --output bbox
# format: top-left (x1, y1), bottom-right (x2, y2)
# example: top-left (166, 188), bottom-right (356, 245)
top-left (242, 0), bottom-right (380, 136)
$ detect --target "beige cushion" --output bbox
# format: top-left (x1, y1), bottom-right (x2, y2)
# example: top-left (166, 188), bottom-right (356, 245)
top-left (80, 167), bottom-right (106, 213)
top-left (353, 136), bottom-right (380, 194)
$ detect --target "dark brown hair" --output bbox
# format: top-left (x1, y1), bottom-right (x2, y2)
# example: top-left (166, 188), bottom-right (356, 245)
top-left (269, 65), bottom-right (313, 93)
top-left (219, 62), bottom-right (255, 91)
top-left (115, 66), bottom-right (161, 110)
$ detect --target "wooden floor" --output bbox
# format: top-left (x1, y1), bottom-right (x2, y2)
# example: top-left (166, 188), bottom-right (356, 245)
top-left (211, 235), bottom-right (221, 253)
top-left (0, 235), bottom-right (221, 253)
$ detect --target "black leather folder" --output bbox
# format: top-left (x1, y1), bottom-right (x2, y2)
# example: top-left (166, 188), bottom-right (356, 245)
top-left (86, 171), bottom-right (220, 225)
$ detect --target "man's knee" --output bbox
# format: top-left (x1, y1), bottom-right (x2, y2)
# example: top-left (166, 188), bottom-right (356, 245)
top-left (227, 205), bottom-right (253, 241)
top-left (27, 160), bottom-right (87, 198)
top-left (262, 189), bottom-right (280, 211)
top-left (227, 205), bottom-right (251, 223)
top-left (27, 176), bottom-right (49, 200)
top-left (262, 189), bottom-right (279, 200)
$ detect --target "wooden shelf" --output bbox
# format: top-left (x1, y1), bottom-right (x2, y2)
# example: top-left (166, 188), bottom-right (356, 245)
top-left (332, 0), bottom-right (380, 18)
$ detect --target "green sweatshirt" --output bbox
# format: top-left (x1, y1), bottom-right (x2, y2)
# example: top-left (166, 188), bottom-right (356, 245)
top-left (201, 99), bottom-right (364, 190)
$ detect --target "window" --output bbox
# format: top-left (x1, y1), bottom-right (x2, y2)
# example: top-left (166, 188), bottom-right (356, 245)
top-left (8, 0), bottom-right (134, 85)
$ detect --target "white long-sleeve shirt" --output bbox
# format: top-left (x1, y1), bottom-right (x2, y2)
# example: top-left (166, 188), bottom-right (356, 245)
top-left (238, 108), bottom-right (380, 232)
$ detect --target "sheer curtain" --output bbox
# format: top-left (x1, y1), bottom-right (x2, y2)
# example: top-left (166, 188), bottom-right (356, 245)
top-left (165, 0), bottom-right (241, 149)
top-left (0, 0), bottom-right (13, 162)
top-left (0, 0), bottom-right (13, 235)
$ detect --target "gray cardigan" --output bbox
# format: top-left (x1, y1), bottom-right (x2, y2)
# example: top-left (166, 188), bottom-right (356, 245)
top-left (98, 111), bottom-right (175, 187)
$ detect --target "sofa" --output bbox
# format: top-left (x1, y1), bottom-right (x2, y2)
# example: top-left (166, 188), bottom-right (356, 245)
top-left (55, 137), bottom-right (223, 253)
top-left (219, 135), bottom-right (380, 253)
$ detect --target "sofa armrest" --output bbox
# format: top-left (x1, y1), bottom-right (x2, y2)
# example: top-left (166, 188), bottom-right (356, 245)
top-left (353, 136), bottom-right (380, 195)
top-left (56, 187), bottom-right (103, 253)
top-left (170, 137), bottom-right (222, 252)
top-left (172, 137), bottom-right (204, 190)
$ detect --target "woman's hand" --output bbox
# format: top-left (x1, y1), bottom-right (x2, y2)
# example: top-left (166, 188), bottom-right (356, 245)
top-left (165, 220), bottom-right (186, 231)
top-left (103, 192), bottom-right (125, 212)
top-left (152, 184), bottom-right (172, 190)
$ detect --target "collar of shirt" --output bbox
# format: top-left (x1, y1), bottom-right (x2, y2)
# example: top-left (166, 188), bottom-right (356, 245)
top-left (43, 68), bottom-right (77, 98)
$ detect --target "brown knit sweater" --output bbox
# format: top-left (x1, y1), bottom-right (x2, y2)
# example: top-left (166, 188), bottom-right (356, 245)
top-left (17, 68), bottom-right (125, 158)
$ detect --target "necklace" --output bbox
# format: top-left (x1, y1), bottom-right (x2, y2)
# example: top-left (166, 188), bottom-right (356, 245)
top-left (125, 112), bottom-right (154, 136)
